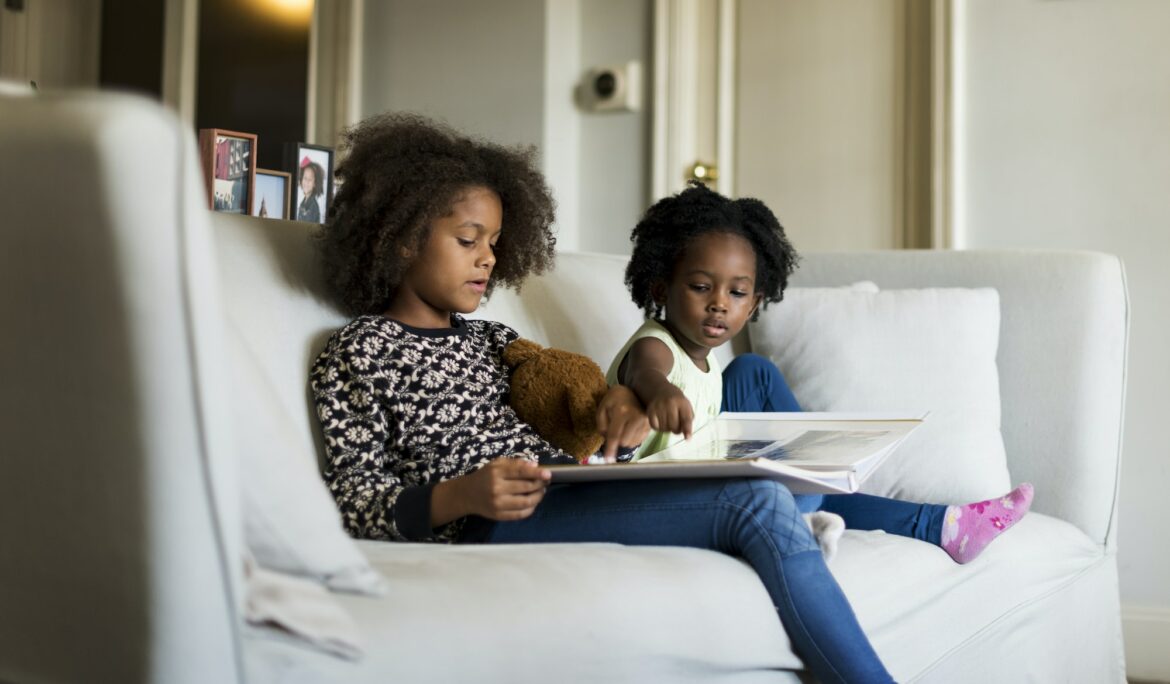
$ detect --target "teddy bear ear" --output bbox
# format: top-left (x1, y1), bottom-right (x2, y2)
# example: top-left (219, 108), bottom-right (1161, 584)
top-left (502, 337), bottom-right (543, 368)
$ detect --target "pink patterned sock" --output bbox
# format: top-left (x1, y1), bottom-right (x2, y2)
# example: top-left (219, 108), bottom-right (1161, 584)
top-left (941, 483), bottom-right (1034, 564)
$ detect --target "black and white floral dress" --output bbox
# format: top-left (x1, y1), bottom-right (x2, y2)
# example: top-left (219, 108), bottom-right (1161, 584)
top-left (310, 314), bottom-right (574, 543)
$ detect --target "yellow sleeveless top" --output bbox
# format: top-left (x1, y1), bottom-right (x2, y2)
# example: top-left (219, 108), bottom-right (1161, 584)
top-left (605, 319), bottom-right (723, 460)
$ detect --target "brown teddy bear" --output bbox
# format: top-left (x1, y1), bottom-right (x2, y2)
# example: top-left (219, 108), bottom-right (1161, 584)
top-left (503, 338), bottom-right (609, 463)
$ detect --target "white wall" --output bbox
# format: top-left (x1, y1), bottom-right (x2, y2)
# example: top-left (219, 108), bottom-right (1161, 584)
top-left (359, 0), bottom-right (547, 149)
top-left (955, 1), bottom-right (1170, 678)
top-left (576, 0), bottom-right (652, 255)
top-left (356, 0), bottom-right (651, 254)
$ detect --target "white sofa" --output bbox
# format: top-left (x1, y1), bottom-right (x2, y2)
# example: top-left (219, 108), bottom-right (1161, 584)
top-left (0, 91), bottom-right (1129, 683)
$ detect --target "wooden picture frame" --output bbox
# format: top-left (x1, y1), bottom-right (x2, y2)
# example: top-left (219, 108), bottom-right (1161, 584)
top-left (252, 168), bottom-right (292, 220)
top-left (198, 128), bottom-right (258, 214)
top-left (284, 142), bottom-right (334, 224)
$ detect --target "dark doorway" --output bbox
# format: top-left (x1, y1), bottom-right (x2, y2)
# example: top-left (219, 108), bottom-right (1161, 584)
top-left (195, 0), bottom-right (312, 170)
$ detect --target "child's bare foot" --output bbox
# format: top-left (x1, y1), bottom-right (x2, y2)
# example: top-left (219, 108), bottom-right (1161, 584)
top-left (941, 483), bottom-right (1034, 563)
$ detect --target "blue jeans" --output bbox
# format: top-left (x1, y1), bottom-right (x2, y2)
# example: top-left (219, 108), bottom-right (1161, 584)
top-left (484, 480), bottom-right (893, 682)
top-left (722, 354), bottom-right (946, 544)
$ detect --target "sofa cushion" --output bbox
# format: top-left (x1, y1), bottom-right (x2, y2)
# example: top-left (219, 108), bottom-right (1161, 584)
top-left (749, 286), bottom-right (1010, 504)
top-left (473, 251), bottom-right (647, 369)
top-left (230, 325), bottom-right (387, 595)
top-left (245, 541), bottom-right (802, 683)
top-left (242, 514), bottom-right (1109, 683)
top-left (211, 214), bottom-right (348, 471)
top-left (2, 91), bottom-right (243, 682)
top-left (835, 513), bottom-right (1111, 682)
top-left (211, 214), bottom-right (386, 593)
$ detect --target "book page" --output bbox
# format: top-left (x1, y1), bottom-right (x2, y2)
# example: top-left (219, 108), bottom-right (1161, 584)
top-left (727, 430), bottom-right (893, 464)
top-left (643, 413), bottom-right (921, 470)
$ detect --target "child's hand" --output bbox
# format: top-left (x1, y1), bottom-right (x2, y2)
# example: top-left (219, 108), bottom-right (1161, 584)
top-left (455, 457), bottom-right (551, 522)
top-left (596, 384), bottom-right (650, 462)
top-left (646, 386), bottom-right (695, 440)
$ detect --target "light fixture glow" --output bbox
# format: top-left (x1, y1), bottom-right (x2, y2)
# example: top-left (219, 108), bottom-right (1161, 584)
top-left (245, 0), bottom-right (314, 26)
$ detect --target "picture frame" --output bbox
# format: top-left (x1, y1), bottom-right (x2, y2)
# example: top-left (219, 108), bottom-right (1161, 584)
top-left (252, 168), bottom-right (292, 220)
top-left (198, 128), bottom-right (258, 214)
top-left (284, 142), bottom-right (334, 224)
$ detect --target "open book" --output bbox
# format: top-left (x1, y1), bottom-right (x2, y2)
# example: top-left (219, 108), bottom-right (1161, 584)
top-left (547, 412), bottom-right (924, 494)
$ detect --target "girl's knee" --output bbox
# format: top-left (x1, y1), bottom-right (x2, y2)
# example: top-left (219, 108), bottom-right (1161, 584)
top-left (726, 354), bottom-right (791, 387)
top-left (723, 353), bottom-right (801, 412)
top-left (721, 478), bottom-right (799, 515)
top-left (720, 479), bottom-right (817, 550)
top-left (725, 353), bottom-right (774, 377)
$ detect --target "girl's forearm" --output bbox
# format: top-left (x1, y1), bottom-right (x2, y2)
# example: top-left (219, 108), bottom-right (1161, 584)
top-left (628, 368), bottom-right (676, 407)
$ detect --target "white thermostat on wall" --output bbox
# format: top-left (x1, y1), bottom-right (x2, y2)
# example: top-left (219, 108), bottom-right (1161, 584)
top-left (579, 61), bottom-right (642, 113)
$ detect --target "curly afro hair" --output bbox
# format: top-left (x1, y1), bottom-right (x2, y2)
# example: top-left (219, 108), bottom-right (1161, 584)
top-left (626, 182), bottom-right (799, 321)
top-left (316, 113), bottom-right (557, 316)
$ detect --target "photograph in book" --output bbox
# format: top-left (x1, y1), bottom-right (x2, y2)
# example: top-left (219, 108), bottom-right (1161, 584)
top-left (547, 413), bottom-right (925, 494)
top-left (720, 430), bottom-right (895, 465)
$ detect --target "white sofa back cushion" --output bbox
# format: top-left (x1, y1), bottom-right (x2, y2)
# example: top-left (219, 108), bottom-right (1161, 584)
top-left (473, 251), bottom-right (648, 369)
top-left (212, 215), bottom-right (385, 594)
top-left (211, 214), bottom-right (350, 470)
top-left (750, 286), bottom-right (1011, 504)
top-left (787, 251), bottom-right (1127, 547)
top-left (230, 325), bottom-right (387, 595)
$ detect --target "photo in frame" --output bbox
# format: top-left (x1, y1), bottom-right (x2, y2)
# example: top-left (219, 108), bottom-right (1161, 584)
top-left (252, 168), bottom-right (292, 220)
top-left (198, 129), bottom-right (258, 214)
top-left (284, 142), bottom-right (334, 224)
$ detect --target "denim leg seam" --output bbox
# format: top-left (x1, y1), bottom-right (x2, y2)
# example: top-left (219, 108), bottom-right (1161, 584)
top-left (716, 498), bottom-right (846, 684)
top-left (713, 498), bottom-right (811, 560)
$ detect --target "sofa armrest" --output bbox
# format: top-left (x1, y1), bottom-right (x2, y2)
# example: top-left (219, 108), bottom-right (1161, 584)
top-left (0, 91), bottom-right (244, 683)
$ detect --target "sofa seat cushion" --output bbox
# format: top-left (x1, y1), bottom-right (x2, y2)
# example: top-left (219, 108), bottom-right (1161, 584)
top-left (242, 512), bottom-right (1104, 683)
top-left (244, 542), bottom-right (802, 683)
top-left (836, 512), bottom-right (1108, 681)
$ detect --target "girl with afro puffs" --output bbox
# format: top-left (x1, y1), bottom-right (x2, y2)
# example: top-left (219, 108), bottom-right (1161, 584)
top-left (311, 114), bottom-right (893, 683)
top-left (606, 185), bottom-right (1037, 577)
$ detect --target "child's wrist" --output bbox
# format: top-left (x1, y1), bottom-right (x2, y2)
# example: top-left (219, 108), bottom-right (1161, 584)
top-left (431, 477), bottom-right (472, 526)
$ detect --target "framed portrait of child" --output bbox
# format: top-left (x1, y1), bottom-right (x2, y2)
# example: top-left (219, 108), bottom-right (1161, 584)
top-left (284, 142), bottom-right (334, 224)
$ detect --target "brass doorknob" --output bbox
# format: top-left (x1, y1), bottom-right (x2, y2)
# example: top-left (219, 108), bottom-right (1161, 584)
top-left (687, 161), bottom-right (719, 184)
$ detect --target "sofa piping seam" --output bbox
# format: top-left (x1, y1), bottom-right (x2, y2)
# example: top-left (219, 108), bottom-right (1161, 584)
top-left (905, 550), bottom-right (1112, 682)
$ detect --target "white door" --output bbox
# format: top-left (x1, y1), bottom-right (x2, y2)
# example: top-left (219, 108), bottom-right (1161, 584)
top-left (653, 0), bottom-right (951, 252)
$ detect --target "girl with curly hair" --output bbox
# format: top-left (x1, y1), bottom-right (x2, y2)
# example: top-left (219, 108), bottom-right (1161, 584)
top-left (310, 114), bottom-right (914, 683)
top-left (312, 111), bottom-right (648, 533)
top-left (608, 183), bottom-right (1034, 667)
